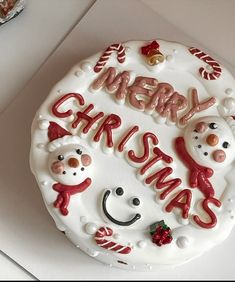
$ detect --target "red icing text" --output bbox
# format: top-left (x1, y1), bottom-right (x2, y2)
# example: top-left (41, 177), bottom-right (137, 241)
top-left (51, 93), bottom-right (221, 229)
top-left (91, 68), bottom-right (216, 125)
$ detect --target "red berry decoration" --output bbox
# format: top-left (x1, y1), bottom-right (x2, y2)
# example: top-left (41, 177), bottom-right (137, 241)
top-left (150, 220), bottom-right (173, 247)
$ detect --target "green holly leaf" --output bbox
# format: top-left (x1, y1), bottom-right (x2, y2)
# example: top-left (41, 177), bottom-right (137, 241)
top-left (150, 222), bottom-right (158, 235)
top-left (149, 220), bottom-right (171, 235)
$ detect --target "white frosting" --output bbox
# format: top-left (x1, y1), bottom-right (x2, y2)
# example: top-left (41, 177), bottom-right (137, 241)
top-left (47, 135), bottom-right (81, 152)
top-left (30, 39), bottom-right (235, 271)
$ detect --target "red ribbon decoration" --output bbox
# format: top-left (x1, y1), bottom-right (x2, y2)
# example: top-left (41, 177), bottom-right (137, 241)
top-left (141, 40), bottom-right (160, 56)
top-left (175, 137), bottom-right (215, 198)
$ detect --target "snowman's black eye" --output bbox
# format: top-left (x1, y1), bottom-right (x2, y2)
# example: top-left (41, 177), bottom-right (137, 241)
top-left (222, 141), bottom-right (230, 149)
top-left (58, 155), bottom-right (64, 161)
top-left (76, 149), bottom-right (82, 155)
top-left (129, 197), bottom-right (141, 208)
top-left (115, 187), bottom-right (124, 196)
top-left (209, 123), bottom-right (217, 129)
top-left (132, 198), bottom-right (140, 206)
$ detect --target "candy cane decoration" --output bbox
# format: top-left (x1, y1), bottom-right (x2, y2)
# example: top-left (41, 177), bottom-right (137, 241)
top-left (189, 47), bottom-right (222, 80)
top-left (94, 43), bottom-right (126, 73)
top-left (94, 227), bottom-right (131, 254)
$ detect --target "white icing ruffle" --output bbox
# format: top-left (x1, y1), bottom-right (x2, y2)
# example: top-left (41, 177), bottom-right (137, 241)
top-left (47, 135), bottom-right (80, 152)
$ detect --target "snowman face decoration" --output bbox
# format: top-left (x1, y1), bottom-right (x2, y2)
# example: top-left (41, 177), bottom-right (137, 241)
top-left (184, 116), bottom-right (235, 169)
top-left (48, 144), bottom-right (92, 185)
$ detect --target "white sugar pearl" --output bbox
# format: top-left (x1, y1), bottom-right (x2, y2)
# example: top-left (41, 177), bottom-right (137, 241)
top-left (38, 119), bottom-right (49, 130)
top-left (225, 88), bottom-right (233, 95)
top-left (80, 62), bottom-right (93, 72)
top-left (74, 70), bottom-right (82, 77)
top-left (37, 143), bottom-right (45, 149)
top-left (176, 236), bottom-right (190, 248)
top-left (137, 240), bottom-right (147, 248)
top-left (223, 98), bottom-right (235, 109)
top-left (86, 248), bottom-right (99, 257)
top-left (85, 222), bottom-right (97, 235)
top-left (128, 242), bottom-right (134, 248)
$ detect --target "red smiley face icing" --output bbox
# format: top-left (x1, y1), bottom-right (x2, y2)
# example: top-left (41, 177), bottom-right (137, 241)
top-left (30, 40), bottom-right (235, 271)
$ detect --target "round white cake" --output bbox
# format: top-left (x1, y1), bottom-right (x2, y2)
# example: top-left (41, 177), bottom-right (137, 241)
top-left (30, 39), bottom-right (235, 271)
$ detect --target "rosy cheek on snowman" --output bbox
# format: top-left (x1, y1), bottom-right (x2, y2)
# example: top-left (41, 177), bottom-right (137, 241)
top-left (184, 116), bottom-right (235, 169)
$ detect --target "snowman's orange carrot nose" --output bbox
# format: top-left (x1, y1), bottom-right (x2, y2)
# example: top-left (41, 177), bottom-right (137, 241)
top-left (68, 158), bottom-right (79, 168)
top-left (206, 134), bottom-right (219, 146)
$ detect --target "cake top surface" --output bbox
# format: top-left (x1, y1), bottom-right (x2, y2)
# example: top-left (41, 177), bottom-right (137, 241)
top-left (30, 39), bottom-right (235, 271)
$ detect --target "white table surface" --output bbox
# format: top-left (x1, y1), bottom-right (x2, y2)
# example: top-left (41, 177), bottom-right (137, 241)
top-left (0, 0), bottom-right (94, 280)
top-left (1, 0), bottom-right (235, 280)
top-left (0, 252), bottom-right (35, 281)
top-left (0, 0), bottom-right (95, 113)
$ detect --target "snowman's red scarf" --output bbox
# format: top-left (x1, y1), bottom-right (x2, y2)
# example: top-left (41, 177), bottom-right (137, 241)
top-left (175, 137), bottom-right (215, 198)
top-left (52, 178), bottom-right (92, 216)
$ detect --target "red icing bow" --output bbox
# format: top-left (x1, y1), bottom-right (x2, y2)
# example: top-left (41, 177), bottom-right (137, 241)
top-left (141, 40), bottom-right (160, 56)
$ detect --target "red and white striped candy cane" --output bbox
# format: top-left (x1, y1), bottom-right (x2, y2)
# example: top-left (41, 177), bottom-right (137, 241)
top-left (94, 227), bottom-right (131, 254)
top-left (94, 43), bottom-right (126, 73)
top-left (189, 47), bottom-right (222, 80)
